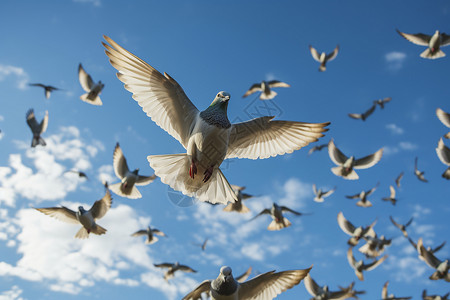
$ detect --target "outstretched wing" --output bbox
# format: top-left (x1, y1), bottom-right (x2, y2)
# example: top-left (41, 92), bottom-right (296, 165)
top-left (113, 143), bottom-right (130, 180)
top-left (396, 29), bottom-right (431, 46)
top-left (136, 174), bottom-right (157, 186)
top-left (337, 212), bottom-right (356, 235)
top-left (326, 45), bottom-right (339, 61)
top-left (354, 148), bottom-right (383, 169)
top-left (78, 63), bottom-right (94, 92)
top-left (243, 83), bottom-right (262, 98)
top-left (182, 280), bottom-right (211, 300)
top-left (226, 116), bottom-right (329, 160)
top-left (35, 207), bottom-right (79, 224)
top-left (103, 36), bottom-right (199, 149)
top-left (39, 111), bottom-right (49, 134)
top-left (303, 274), bottom-right (321, 297)
top-left (328, 139), bottom-right (349, 165)
top-left (309, 45), bottom-right (321, 62)
top-left (90, 189), bottom-right (112, 220)
top-left (267, 80), bottom-right (290, 88)
top-left (436, 108), bottom-right (450, 128)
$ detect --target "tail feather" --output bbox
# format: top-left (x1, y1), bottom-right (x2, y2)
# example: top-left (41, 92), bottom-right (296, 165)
top-left (259, 90), bottom-right (277, 100)
top-left (146, 236), bottom-right (158, 245)
top-left (331, 167), bottom-right (359, 180)
top-left (442, 168), bottom-right (450, 180)
top-left (80, 94), bottom-right (103, 106)
top-left (109, 182), bottom-right (142, 199)
top-left (31, 136), bottom-right (46, 147)
top-left (356, 200), bottom-right (372, 207)
top-left (91, 224), bottom-right (107, 235)
top-left (75, 227), bottom-right (89, 239)
top-left (421, 48), bottom-right (446, 59)
top-left (319, 63), bottom-right (326, 72)
top-left (267, 217), bottom-right (291, 231)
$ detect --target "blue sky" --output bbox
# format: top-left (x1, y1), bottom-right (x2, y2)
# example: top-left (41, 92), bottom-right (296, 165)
top-left (0, 0), bottom-right (449, 299)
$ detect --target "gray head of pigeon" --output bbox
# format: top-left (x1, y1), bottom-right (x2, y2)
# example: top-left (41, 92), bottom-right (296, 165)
top-left (199, 91), bottom-right (231, 128)
top-left (132, 169), bottom-right (139, 175)
top-left (78, 206), bottom-right (86, 214)
top-left (211, 266), bottom-right (238, 296)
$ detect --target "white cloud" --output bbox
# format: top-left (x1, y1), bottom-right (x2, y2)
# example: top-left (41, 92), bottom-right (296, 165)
top-left (0, 285), bottom-right (24, 300)
top-left (73, 0), bottom-right (101, 7)
top-left (0, 64), bottom-right (29, 90)
top-left (385, 51), bottom-right (407, 71)
top-left (97, 164), bottom-right (115, 185)
top-left (141, 271), bottom-right (198, 300)
top-left (383, 141), bottom-right (418, 156)
top-left (276, 177), bottom-right (312, 209)
top-left (385, 123), bottom-right (404, 135)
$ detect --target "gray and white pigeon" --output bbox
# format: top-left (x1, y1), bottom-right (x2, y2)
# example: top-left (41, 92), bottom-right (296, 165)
top-left (382, 185), bottom-right (397, 206)
top-left (347, 247), bottom-right (387, 281)
top-left (338, 282), bottom-right (366, 300)
top-left (312, 184), bottom-right (336, 203)
top-left (381, 281), bottom-right (412, 300)
top-left (154, 262), bottom-right (197, 281)
top-left (337, 212), bottom-right (376, 246)
top-left (193, 238), bottom-right (209, 251)
top-left (26, 109), bottom-right (48, 147)
top-left (414, 157), bottom-right (428, 183)
top-left (348, 104), bottom-right (376, 121)
top-left (436, 108), bottom-right (450, 138)
top-left (242, 80), bottom-right (290, 100)
top-left (223, 185), bottom-right (254, 213)
top-left (304, 273), bottom-right (353, 300)
top-left (390, 216), bottom-right (413, 238)
top-left (417, 238), bottom-right (450, 282)
top-left (78, 63), bottom-right (104, 105)
top-left (309, 45), bottom-right (339, 72)
top-left (359, 234), bottom-right (392, 258)
top-left (408, 238), bottom-right (446, 258)
top-left (395, 172), bottom-right (404, 188)
top-left (397, 29), bottom-right (450, 59)
top-left (436, 138), bottom-right (450, 179)
top-left (110, 142), bottom-right (157, 199)
top-left (182, 265), bottom-right (311, 300)
top-left (251, 202), bottom-right (311, 231)
top-left (103, 36), bottom-right (330, 205)
top-left (35, 188), bottom-right (112, 239)
top-left (328, 139), bottom-right (383, 180)
top-left (345, 183), bottom-right (379, 208)
top-left (29, 83), bottom-right (60, 99)
top-left (308, 143), bottom-right (328, 155)
top-left (131, 225), bottom-right (167, 245)
top-left (65, 170), bottom-right (88, 180)
top-left (422, 289), bottom-right (449, 300)
top-left (373, 97), bottom-right (392, 109)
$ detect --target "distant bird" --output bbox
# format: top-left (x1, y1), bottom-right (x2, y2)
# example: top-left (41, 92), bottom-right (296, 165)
top-left (328, 139), bottom-right (383, 180)
top-left (338, 282), bottom-right (366, 300)
top-left (110, 143), bottom-right (157, 199)
top-left (223, 185), bottom-right (254, 213)
top-left (414, 157), bottom-right (428, 182)
top-left (308, 143), bottom-right (328, 155)
top-left (26, 109), bottom-right (48, 147)
top-left (28, 83), bottom-right (60, 99)
top-left (417, 238), bottom-right (450, 281)
top-left (182, 265), bottom-right (311, 300)
top-left (382, 185), bottom-right (397, 206)
top-left (131, 225), bottom-right (167, 245)
top-left (422, 289), bottom-right (449, 300)
top-left (154, 262), bottom-right (197, 281)
top-left (395, 172), bottom-right (404, 188)
top-left (436, 138), bottom-right (450, 179)
top-left (347, 247), bottom-right (387, 281)
top-left (396, 29), bottom-right (450, 59)
top-left (65, 170), bottom-right (88, 180)
top-left (390, 216), bottom-right (413, 238)
top-left (381, 281), bottom-right (412, 300)
top-left (348, 104), bottom-right (376, 121)
top-left (312, 184), bottom-right (336, 203)
top-left (251, 203), bottom-right (311, 231)
top-left (242, 80), bottom-right (290, 100)
top-left (359, 234), bottom-right (392, 258)
top-left (373, 97), bottom-right (392, 109)
top-left (304, 273), bottom-right (353, 300)
top-left (436, 108), bottom-right (450, 138)
top-left (103, 36), bottom-right (330, 205)
top-left (408, 238), bottom-right (446, 257)
top-left (78, 63), bottom-right (104, 105)
top-left (309, 45), bottom-right (339, 72)
top-left (35, 188), bottom-right (112, 239)
top-left (345, 183), bottom-right (379, 207)
top-left (337, 212), bottom-right (376, 246)
top-left (193, 238), bottom-right (208, 251)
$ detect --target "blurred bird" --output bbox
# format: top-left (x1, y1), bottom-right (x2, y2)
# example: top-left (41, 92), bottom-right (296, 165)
top-left (242, 80), bottom-right (290, 100)
top-left (436, 138), bottom-right (450, 179)
top-left (382, 185), bottom-right (397, 206)
top-left (309, 45), bottom-right (339, 72)
top-left (26, 109), bottom-right (48, 147)
top-left (154, 262), bottom-right (197, 281)
top-left (395, 172), bottom-right (404, 188)
top-left (223, 185), bottom-right (254, 213)
top-left (390, 216), bottom-right (413, 238)
top-left (312, 184), bottom-right (336, 203)
top-left (193, 238), bottom-right (208, 251)
top-left (381, 281), bottom-right (412, 300)
top-left (78, 63), bottom-right (104, 105)
top-left (359, 234), bottom-right (392, 258)
top-left (251, 203), bottom-right (311, 231)
top-left (348, 104), bottom-right (376, 121)
top-left (131, 225), bottom-right (167, 245)
top-left (373, 97), bottom-right (392, 109)
top-left (65, 170), bottom-right (88, 180)
top-left (35, 188), bottom-right (112, 239)
top-left (308, 143), bottom-right (328, 155)
top-left (408, 238), bottom-right (446, 258)
top-left (110, 142), bottom-right (157, 199)
top-left (103, 36), bottom-right (330, 205)
top-left (182, 265), bottom-right (311, 300)
top-left (345, 183), bottom-right (379, 207)
top-left (28, 83), bottom-right (60, 99)
top-left (328, 139), bottom-right (383, 180)
top-left (347, 247), bottom-right (387, 281)
top-left (422, 289), bottom-right (449, 300)
top-left (304, 273), bottom-right (353, 300)
top-left (414, 157), bottom-right (428, 182)
top-left (337, 212), bottom-right (376, 246)
top-left (436, 108), bottom-right (450, 138)
top-left (397, 29), bottom-right (450, 59)
top-left (417, 238), bottom-right (450, 281)
top-left (338, 282), bottom-right (366, 300)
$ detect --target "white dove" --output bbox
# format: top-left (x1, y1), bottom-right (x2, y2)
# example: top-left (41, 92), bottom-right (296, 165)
top-left (347, 247), bottom-right (387, 281)
top-left (35, 189), bottom-right (112, 239)
top-left (26, 109), bottom-right (48, 147)
top-left (337, 212), bottom-right (376, 246)
top-left (436, 138), bottom-right (450, 179)
top-left (304, 273), bottom-right (353, 300)
top-left (103, 36), bottom-right (330, 205)
top-left (131, 225), bottom-right (167, 245)
top-left (223, 185), bottom-right (254, 213)
top-left (312, 184), bottom-right (336, 203)
top-left (309, 45), bottom-right (339, 72)
top-left (78, 63), bottom-right (104, 105)
top-left (242, 80), bottom-right (290, 100)
top-left (397, 29), bottom-right (450, 59)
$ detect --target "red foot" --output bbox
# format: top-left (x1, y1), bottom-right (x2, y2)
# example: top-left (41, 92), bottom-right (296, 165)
top-left (203, 166), bottom-right (213, 183)
top-left (189, 161), bottom-right (197, 179)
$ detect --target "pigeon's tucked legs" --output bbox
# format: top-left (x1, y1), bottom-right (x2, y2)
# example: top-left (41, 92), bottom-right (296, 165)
top-left (203, 165), bottom-right (214, 183)
top-left (189, 158), bottom-right (198, 179)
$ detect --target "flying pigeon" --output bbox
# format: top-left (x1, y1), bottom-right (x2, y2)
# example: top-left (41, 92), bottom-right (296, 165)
top-left (359, 234), bottom-right (392, 258)
top-left (78, 63), bottom-right (104, 105)
top-left (251, 202), bottom-right (311, 231)
top-left (26, 109), bottom-right (48, 147)
top-left (328, 139), bottom-right (383, 180)
top-left (309, 45), bottom-right (339, 72)
top-left (436, 108), bottom-right (450, 138)
top-left (312, 184), bottom-right (336, 203)
top-left (381, 281), bottom-right (412, 300)
top-left (110, 142), bottom-right (157, 199)
top-left (304, 273), bottom-right (353, 300)
top-left (414, 157), bottom-right (428, 182)
top-left (200, 267), bottom-right (254, 300)
top-left (422, 289), bottom-right (449, 300)
top-left (103, 36), bottom-right (330, 205)
top-left (131, 225), bottom-right (167, 245)
top-left (348, 104), bottom-right (376, 121)
top-left (395, 172), bottom-right (404, 188)
top-left (338, 282), bottom-right (366, 300)
top-left (408, 238), bottom-right (446, 258)
top-left (242, 80), bottom-right (290, 100)
top-left (417, 238), bottom-right (450, 281)
top-left (65, 170), bottom-right (88, 180)
top-left (382, 185), bottom-right (397, 206)
top-left (28, 83), bottom-right (60, 99)
top-left (390, 216), bottom-right (413, 238)
top-left (193, 238), bottom-right (208, 251)
top-left (436, 138), bottom-right (450, 179)
top-left (35, 188), bottom-right (112, 239)
top-left (337, 212), bottom-right (376, 246)
top-left (345, 183), bottom-right (379, 207)
top-left (223, 185), bottom-right (254, 213)
top-left (154, 262), bottom-right (197, 281)
top-left (397, 29), bottom-right (450, 59)
top-left (182, 265), bottom-right (311, 300)
top-left (347, 247), bottom-right (387, 281)
top-left (308, 143), bottom-right (328, 155)
top-left (373, 97), bottom-right (392, 109)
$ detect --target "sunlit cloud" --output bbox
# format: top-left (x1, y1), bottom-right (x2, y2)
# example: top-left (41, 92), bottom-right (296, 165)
top-left (385, 51), bottom-right (407, 71)
top-left (383, 141), bottom-right (418, 155)
top-left (385, 123), bottom-right (404, 135)
top-left (0, 64), bottom-right (29, 90)
top-left (0, 285), bottom-right (24, 300)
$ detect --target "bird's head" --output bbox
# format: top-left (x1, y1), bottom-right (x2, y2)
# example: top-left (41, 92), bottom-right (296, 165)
top-left (78, 206), bottom-right (86, 213)
top-left (209, 91), bottom-right (231, 109)
top-left (132, 168), bottom-right (139, 175)
top-left (220, 266), bottom-right (233, 281)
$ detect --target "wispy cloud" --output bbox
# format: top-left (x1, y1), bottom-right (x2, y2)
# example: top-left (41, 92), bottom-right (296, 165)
top-left (0, 64), bottom-right (29, 90)
top-left (385, 123), bottom-right (404, 135)
top-left (383, 141), bottom-right (418, 155)
top-left (73, 0), bottom-right (101, 7)
top-left (385, 51), bottom-right (407, 71)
